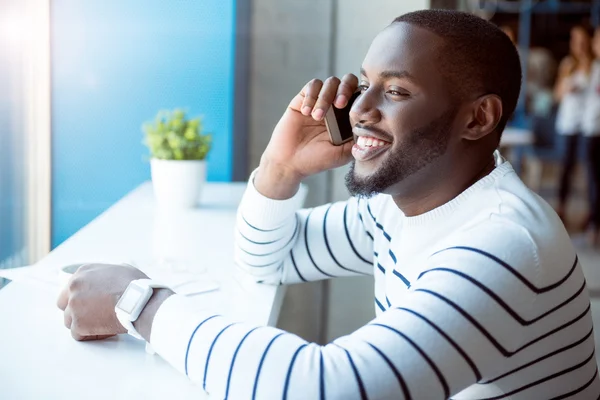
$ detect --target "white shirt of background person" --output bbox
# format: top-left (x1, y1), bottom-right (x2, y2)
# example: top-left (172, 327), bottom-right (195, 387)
top-left (556, 69), bottom-right (590, 136)
top-left (583, 60), bottom-right (600, 137)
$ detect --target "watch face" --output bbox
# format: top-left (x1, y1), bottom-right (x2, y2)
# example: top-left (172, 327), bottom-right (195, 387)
top-left (116, 284), bottom-right (145, 314)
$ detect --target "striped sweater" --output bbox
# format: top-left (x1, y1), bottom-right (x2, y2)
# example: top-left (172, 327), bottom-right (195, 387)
top-left (150, 153), bottom-right (599, 399)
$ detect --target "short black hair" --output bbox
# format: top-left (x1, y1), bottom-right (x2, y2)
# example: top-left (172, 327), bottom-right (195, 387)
top-left (394, 10), bottom-right (522, 135)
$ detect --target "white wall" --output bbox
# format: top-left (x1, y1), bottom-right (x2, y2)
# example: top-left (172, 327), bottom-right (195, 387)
top-left (248, 0), bottom-right (430, 343)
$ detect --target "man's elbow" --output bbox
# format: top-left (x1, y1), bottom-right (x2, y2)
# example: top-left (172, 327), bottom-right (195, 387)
top-left (233, 253), bottom-right (283, 286)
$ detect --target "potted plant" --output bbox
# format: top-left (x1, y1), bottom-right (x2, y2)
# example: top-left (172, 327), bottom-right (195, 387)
top-left (143, 109), bottom-right (212, 208)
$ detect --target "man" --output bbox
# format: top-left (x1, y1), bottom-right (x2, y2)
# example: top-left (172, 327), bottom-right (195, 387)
top-left (58, 10), bottom-right (598, 399)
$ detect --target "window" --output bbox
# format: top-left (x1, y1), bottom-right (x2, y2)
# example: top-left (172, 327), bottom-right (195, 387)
top-left (0, 0), bottom-right (51, 278)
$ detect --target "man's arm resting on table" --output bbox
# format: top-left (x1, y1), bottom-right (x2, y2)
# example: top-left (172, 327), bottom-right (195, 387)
top-left (139, 249), bottom-right (537, 400)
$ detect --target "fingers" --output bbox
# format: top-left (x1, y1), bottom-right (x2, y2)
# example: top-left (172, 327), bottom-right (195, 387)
top-left (335, 139), bottom-right (355, 167)
top-left (57, 271), bottom-right (80, 311)
top-left (64, 306), bottom-right (73, 329)
top-left (57, 287), bottom-right (69, 311)
top-left (63, 305), bottom-right (106, 341)
top-left (72, 332), bottom-right (115, 342)
top-left (334, 74), bottom-right (359, 109)
top-left (85, 335), bottom-right (115, 341)
top-left (69, 313), bottom-right (116, 341)
top-left (311, 76), bottom-right (340, 120)
top-left (300, 79), bottom-right (323, 117)
top-left (296, 74), bottom-right (359, 121)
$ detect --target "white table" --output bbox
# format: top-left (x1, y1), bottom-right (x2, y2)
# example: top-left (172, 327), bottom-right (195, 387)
top-left (0, 183), bottom-right (286, 399)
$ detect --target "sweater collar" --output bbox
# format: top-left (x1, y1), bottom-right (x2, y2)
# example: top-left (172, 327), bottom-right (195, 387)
top-left (400, 151), bottom-right (511, 227)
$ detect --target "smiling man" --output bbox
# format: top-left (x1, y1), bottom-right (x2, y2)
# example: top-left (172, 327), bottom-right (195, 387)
top-left (58, 10), bottom-right (598, 399)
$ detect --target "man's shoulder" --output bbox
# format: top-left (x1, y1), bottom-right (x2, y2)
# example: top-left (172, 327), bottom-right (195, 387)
top-left (431, 219), bottom-right (539, 268)
top-left (490, 170), bottom-right (575, 263)
top-left (431, 209), bottom-right (576, 289)
top-left (431, 166), bottom-right (573, 276)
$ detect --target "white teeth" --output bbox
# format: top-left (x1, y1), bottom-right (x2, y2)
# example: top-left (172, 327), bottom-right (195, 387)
top-left (357, 136), bottom-right (389, 147)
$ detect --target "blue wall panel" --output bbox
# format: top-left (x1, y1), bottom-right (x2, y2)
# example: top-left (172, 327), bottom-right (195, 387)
top-left (51, 0), bottom-right (237, 247)
top-left (0, 70), bottom-right (17, 263)
top-left (0, 45), bottom-right (25, 266)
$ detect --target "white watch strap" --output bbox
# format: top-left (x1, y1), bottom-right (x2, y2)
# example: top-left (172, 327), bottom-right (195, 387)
top-left (117, 316), bottom-right (144, 340)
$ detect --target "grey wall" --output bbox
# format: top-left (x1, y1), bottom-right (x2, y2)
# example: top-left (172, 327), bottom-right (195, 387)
top-left (248, 0), bottom-right (335, 208)
top-left (248, 0), bottom-right (430, 343)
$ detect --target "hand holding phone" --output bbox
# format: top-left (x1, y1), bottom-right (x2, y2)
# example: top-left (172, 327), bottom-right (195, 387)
top-left (255, 74), bottom-right (358, 199)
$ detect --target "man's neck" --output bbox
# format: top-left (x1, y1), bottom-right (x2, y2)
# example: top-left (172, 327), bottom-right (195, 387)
top-left (391, 156), bottom-right (496, 217)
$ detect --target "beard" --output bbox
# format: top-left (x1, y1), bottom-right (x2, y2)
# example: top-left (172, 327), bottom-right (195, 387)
top-left (345, 106), bottom-right (458, 198)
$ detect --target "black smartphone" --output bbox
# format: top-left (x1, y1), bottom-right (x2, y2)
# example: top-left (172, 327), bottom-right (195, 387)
top-left (325, 91), bottom-right (361, 146)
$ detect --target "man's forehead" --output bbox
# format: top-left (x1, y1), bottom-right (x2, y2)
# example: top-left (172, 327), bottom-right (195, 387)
top-left (361, 22), bottom-right (443, 78)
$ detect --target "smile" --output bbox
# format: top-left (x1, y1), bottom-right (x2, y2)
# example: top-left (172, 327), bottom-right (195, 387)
top-left (352, 136), bottom-right (392, 162)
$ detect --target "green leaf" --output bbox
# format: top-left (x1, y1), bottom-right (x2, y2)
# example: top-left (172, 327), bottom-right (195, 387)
top-left (141, 108), bottom-right (213, 160)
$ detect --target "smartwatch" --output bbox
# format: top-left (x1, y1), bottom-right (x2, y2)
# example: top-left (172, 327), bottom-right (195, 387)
top-left (115, 279), bottom-right (171, 340)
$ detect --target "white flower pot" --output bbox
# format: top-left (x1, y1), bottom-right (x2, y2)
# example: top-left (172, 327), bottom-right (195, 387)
top-left (150, 159), bottom-right (206, 209)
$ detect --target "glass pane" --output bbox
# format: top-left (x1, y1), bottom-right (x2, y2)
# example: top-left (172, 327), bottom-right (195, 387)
top-left (0, 0), bottom-right (28, 272)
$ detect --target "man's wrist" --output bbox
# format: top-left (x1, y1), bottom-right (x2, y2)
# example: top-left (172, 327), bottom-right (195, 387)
top-left (254, 162), bottom-right (303, 200)
top-left (133, 288), bottom-right (174, 341)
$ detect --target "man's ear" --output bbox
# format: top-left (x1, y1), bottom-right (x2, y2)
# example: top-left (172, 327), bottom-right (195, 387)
top-left (461, 94), bottom-right (503, 141)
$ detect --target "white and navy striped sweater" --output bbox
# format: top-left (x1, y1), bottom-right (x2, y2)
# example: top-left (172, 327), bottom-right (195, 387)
top-left (150, 154), bottom-right (599, 399)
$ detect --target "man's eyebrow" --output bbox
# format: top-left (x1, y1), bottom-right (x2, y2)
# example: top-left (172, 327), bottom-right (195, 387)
top-left (360, 68), bottom-right (417, 83)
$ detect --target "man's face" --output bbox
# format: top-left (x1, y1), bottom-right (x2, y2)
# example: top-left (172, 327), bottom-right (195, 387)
top-left (346, 23), bottom-right (459, 197)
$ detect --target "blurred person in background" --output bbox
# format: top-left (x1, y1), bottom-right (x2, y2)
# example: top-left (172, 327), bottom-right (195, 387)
top-left (527, 48), bottom-right (556, 118)
top-left (582, 27), bottom-right (600, 246)
top-left (554, 26), bottom-right (593, 226)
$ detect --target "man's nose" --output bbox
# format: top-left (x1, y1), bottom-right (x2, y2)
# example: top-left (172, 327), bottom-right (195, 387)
top-left (350, 90), bottom-right (382, 126)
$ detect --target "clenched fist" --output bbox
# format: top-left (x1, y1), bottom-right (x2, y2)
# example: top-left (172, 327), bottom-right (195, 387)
top-left (57, 264), bottom-right (149, 341)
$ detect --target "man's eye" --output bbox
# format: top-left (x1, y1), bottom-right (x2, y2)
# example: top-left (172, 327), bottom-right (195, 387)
top-left (388, 90), bottom-right (410, 97)
top-left (358, 85), bottom-right (369, 93)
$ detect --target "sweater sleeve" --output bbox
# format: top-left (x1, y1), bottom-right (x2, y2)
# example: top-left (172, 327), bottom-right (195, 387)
top-left (149, 224), bottom-right (553, 399)
top-left (234, 170), bottom-right (376, 284)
